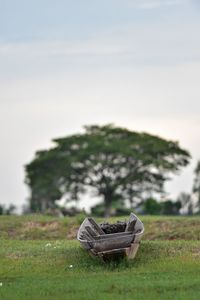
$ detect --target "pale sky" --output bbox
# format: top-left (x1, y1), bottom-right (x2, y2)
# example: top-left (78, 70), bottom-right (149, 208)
top-left (0, 0), bottom-right (200, 211)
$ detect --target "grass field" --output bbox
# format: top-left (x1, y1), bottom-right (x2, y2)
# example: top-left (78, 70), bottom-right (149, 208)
top-left (0, 215), bottom-right (200, 300)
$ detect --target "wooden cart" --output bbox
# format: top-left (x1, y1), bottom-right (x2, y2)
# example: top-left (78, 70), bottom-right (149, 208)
top-left (77, 213), bottom-right (144, 261)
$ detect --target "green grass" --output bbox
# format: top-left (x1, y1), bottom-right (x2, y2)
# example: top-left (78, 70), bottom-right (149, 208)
top-left (1, 214), bottom-right (200, 240)
top-left (0, 215), bottom-right (200, 300)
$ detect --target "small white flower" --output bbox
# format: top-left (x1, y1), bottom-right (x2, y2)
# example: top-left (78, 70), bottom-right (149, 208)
top-left (69, 264), bottom-right (73, 268)
top-left (54, 246), bottom-right (57, 249)
top-left (0, 282), bottom-right (3, 286)
top-left (45, 243), bottom-right (52, 247)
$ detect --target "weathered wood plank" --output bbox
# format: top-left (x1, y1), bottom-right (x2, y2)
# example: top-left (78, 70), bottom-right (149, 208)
top-left (93, 235), bottom-right (133, 252)
top-left (81, 230), bottom-right (94, 241)
top-left (85, 226), bottom-right (98, 238)
top-left (125, 218), bottom-right (137, 232)
top-left (93, 231), bottom-right (133, 240)
top-left (87, 217), bottom-right (105, 235)
top-left (97, 248), bottom-right (127, 255)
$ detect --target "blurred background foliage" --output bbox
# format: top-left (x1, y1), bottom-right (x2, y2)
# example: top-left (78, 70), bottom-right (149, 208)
top-left (1, 124), bottom-right (200, 217)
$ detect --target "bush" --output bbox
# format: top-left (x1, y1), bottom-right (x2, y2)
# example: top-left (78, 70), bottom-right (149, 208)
top-left (143, 198), bottom-right (162, 215)
top-left (161, 200), bottom-right (181, 215)
top-left (141, 198), bottom-right (182, 215)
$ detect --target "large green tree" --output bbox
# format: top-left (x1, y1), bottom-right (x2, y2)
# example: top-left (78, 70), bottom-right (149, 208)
top-left (25, 124), bottom-right (190, 216)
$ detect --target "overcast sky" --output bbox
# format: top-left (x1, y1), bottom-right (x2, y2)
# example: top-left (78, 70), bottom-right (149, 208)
top-left (0, 0), bottom-right (200, 211)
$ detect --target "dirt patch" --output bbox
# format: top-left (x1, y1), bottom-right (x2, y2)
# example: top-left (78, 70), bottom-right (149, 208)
top-left (23, 221), bottom-right (59, 231)
top-left (66, 225), bottom-right (79, 239)
top-left (6, 252), bottom-right (22, 260)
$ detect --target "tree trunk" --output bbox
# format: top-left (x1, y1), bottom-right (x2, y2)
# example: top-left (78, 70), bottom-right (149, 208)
top-left (41, 198), bottom-right (48, 213)
top-left (104, 202), bottom-right (112, 218)
top-left (104, 192), bottom-right (113, 218)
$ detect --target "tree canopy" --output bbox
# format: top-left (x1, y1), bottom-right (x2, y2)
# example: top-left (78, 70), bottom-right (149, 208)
top-left (25, 124), bottom-right (190, 216)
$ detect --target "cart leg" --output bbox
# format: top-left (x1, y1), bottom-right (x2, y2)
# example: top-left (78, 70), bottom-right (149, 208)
top-left (126, 243), bottom-right (140, 259)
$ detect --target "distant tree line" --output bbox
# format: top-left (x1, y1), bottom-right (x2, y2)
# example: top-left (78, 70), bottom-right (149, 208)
top-left (0, 204), bottom-right (16, 215)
